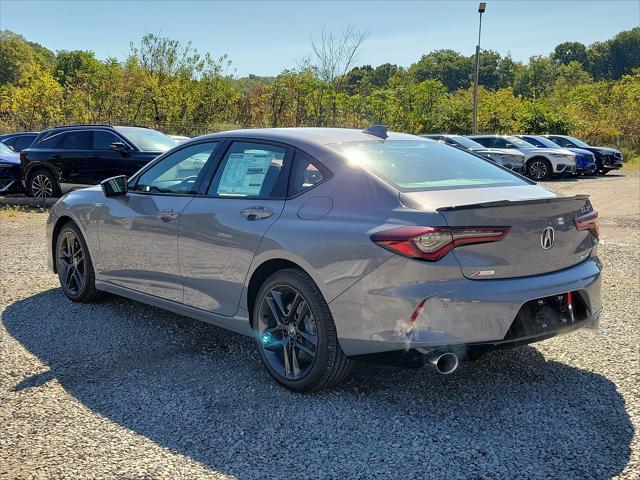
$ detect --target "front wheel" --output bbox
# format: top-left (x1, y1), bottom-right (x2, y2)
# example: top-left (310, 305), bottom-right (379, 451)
top-left (526, 158), bottom-right (552, 181)
top-left (55, 222), bottom-right (101, 302)
top-left (253, 269), bottom-right (352, 392)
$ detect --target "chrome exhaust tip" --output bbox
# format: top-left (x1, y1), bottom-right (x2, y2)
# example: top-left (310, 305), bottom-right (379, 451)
top-left (426, 351), bottom-right (459, 375)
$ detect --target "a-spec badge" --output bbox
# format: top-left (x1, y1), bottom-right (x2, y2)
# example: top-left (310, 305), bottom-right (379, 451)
top-left (470, 270), bottom-right (495, 278)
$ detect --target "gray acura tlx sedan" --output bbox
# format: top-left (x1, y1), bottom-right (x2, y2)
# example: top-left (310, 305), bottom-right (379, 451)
top-left (46, 127), bottom-right (602, 392)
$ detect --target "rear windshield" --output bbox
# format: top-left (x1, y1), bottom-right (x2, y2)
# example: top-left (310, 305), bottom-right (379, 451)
top-left (115, 127), bottom-right (175, 152)
top-left (329, 140), bottom-right (528, 191)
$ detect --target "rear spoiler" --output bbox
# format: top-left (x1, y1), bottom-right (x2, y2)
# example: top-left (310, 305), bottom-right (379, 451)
top-left (436, 194), bottom-right (590, 212)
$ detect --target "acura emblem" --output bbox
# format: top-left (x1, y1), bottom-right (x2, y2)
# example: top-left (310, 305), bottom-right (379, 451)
top-left (541, 227), bottom-right (555, 249)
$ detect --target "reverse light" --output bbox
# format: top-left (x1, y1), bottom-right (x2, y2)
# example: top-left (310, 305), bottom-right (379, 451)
top-left (371, 226), bottom-right (510, 261)
top-left (574, 210), bottom-right (599, 237)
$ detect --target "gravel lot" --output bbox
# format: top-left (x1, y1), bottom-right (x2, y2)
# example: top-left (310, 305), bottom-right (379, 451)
top-left (1, 172), bottom-right (638, 479)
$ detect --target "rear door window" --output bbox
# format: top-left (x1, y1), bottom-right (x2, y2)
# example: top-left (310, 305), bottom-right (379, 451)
top-left (473, 137), bottom-right (493, 148)
top-left (208, 142), bottom-right (290, 198)
top-left (60, 131), bottom-right (92, 150)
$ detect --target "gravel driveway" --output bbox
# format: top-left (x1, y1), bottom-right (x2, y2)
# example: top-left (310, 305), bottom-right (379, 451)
top-left (1, 172), bottom-right (638, 479)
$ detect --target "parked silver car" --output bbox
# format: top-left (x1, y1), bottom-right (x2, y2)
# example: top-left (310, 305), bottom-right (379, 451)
top-left (422, 134), bottom-right (525, 172)
top-left (469, 135), bottom-right (576, 180)
top-left (46, 127), bottom-right (602, 392)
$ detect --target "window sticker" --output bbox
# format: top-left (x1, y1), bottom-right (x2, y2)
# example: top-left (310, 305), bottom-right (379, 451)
top-left (217, 152), bottom-right (274, 196)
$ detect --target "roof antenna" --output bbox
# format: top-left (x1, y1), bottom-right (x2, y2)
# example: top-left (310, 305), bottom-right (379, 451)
top-left (363, 125), bottom-right (388, 139)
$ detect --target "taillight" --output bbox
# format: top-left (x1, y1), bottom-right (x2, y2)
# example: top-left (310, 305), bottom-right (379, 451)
top-left (573, 210), bottom-right (599, 238)
top-left (371, 226), bottom-right (510, 261)
top-left (19, 151), bottom-right (26, 162)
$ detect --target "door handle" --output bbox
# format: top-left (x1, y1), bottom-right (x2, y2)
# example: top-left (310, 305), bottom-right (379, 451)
top-left (51, 154), bottom-right (61, 159)
top-left (158, 208), bottom-right (179, 221)
top-left (241, 206), bottom-right (274, 221)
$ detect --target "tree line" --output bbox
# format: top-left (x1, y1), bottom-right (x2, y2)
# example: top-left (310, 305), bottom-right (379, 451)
top-left (0, 27), bottom-right (639, 158)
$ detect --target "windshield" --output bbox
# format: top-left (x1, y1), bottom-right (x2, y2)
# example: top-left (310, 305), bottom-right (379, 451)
top-left (528, 136), bottom-right (562, 148)
top-left (329, 140), bottom-right (527, 191)
top-left (505, 136), bottom-right (536, 148)
top-left (0, 143), bottom-right (15, 154)
top-left (565, 135), bottom-right (591, 148)
top-left (115, 127), bottom-right (176, 152)
top-left (449, 135), bottom-right (485, 149)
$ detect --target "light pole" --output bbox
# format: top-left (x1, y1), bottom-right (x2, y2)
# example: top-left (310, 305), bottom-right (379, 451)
top-left (472, 2), bottom-right (486, 134)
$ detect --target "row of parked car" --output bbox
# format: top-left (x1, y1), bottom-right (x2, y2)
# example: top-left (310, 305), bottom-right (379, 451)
top-left (423, 134), bottom-right (624, 180)
top-left (0, 125), bottom-right (625, 198)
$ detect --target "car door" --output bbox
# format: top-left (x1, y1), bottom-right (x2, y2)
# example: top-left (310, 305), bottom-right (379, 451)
top-left (178, 140), bottom-right (292, 316)
top-left (98, 141), bottom-right (220, 302)
top-left (57, 130), bottom-right (94, 185)
top-left (86, 129), bottom-right (133, 182)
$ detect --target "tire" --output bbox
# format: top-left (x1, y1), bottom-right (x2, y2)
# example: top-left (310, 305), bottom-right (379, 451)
top-left (526, 158), bottom-right (552, 181)
top-left (602, 168), bottom-right (611, 175)
top-left (28, 169), bottom-right (60, 198)
top-left (55, 222), bottom-right (101, 303)
top-left (253, 268), bottom-right (352, 392)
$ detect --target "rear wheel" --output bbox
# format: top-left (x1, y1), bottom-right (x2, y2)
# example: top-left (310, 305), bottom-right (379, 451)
top-left (28, 169), bottom-right (60, 198)
top-left (526, 158), bottom-right (552, 181)
top-left (55, 223), bottom-right (101, 302)
top-left (253, 269), bottom-right (351, 392)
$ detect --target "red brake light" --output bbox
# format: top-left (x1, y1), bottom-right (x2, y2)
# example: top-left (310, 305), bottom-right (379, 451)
top-left (371, 226), bottom-right (510, 261)
top-left (573, 210), bottom-right (599, 237)
top-left (19, 151), bottom-right (26, 162)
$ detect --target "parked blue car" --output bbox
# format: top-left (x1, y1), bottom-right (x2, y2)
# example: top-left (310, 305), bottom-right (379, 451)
top-left (518, 135), bottom-right (597, 175)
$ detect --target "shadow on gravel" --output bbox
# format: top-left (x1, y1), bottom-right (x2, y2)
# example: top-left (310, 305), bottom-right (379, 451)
top-left (4, 289), bottom-right (634, 479)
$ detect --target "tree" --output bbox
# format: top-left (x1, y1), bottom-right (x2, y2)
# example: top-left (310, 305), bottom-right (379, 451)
top-left (307, 25), bottom-right (368, 85)
top-left (409, 49), bottom-right (473, 91)
top-left (552, 41), bottom-right (588, 67)
top-left (513, 56), bottom-right (556, 98)
top-left (0, 30), bottom-right (54, 85)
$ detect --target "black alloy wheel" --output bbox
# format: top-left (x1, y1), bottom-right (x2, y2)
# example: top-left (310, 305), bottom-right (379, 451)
top-left (253, 269), bottom-right (352, 392)
top-left (56, 223), bottom-right (100, 302)
top-left (257, 285), bottom-right (318, 380)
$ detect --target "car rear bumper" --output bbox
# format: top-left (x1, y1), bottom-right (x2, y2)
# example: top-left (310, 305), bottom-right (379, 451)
top-left (330, 254), bottom-right (602, 356)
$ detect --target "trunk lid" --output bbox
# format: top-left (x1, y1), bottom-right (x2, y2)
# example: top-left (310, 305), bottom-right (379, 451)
top-left (400, 186), bottom-right (596, 279)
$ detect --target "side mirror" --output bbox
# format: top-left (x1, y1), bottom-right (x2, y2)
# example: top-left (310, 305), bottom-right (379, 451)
top-left (110, 142), bottom-right (131, 154)
top-left (101, 175), bottom-right (128, 197)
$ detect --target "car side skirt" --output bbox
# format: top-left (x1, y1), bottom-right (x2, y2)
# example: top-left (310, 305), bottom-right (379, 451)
top-left (96, 280), bottom-right (253, 337)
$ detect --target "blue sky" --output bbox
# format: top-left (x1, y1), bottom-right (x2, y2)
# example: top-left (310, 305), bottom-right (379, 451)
top-left (1, 1), bottom-right (639, 77)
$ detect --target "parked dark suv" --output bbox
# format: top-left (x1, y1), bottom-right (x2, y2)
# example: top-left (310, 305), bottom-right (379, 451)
top-left (21, 125), bottom-right (176, 198)
top-left (0, 132), bottom-right (39, 152)
top-left (543, 135), bottom-right (623, 175)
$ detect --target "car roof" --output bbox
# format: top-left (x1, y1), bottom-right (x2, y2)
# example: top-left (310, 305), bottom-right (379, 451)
top-left (0, 132), bottom-right (39, 138)
top-left (195, 127), bottom-right (421, 147)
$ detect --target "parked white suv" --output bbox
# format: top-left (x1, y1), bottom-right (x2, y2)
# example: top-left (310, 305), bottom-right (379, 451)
top-left (469, 135), bottom-right (576, 180)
